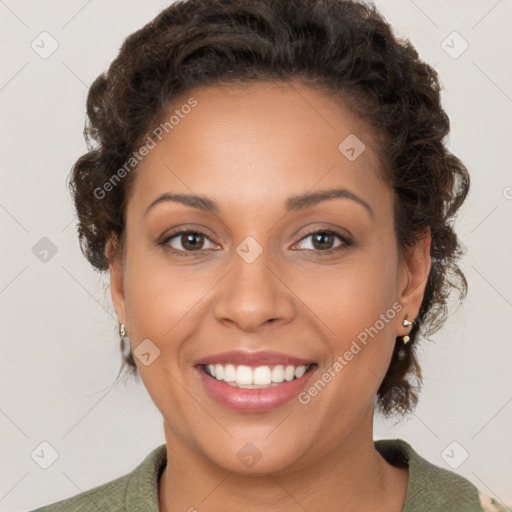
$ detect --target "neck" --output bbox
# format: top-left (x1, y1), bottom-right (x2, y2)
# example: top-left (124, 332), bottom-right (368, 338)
top-left (158, 404), bottom-right (408, 512)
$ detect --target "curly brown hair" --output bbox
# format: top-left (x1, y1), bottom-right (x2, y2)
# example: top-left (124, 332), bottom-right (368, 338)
top-left (69, 0), bottom-right (469, 418)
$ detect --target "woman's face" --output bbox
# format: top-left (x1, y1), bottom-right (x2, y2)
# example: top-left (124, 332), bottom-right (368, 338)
top-left (110, 81), bottom-right (430, 474)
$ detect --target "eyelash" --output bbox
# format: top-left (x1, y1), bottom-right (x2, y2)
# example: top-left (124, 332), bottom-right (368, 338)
top-left (158, 228), bottom-right (352, 257)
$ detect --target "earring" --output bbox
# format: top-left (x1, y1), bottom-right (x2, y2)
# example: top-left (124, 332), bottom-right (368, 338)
top-left (119, 323), bottom-right (131, 357)
top-left (402, 319), bottom-right (412, 344)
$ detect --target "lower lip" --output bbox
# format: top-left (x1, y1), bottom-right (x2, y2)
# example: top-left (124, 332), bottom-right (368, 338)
top-left (196, 365), bottom-right (317, 412)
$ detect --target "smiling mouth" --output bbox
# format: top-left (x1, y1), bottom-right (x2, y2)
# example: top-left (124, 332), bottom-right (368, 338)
top-left (199, 363), bottom-right (317, 389)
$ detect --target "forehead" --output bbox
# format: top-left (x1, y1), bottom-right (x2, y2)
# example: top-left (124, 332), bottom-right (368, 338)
top-left (130, 81), bottom-right (390, 216)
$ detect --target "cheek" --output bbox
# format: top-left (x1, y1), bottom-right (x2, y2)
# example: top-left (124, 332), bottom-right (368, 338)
top-left (291, 243), bottom-right (399, 341)
top-left (121, 250), bottom-right (208, 415)
top-left (122, 244), bottom-right (226, 377)
top-left (289, 242), bottom-right (400, 404)
top-left (124, 256), bottom-right (207, 341)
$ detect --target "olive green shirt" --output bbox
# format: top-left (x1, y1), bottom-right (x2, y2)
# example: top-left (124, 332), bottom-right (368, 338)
top-left (31, 438), bottom-right (493, 511)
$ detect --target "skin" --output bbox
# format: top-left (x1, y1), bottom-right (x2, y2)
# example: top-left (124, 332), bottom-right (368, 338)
top-left (109, 81), bottom-right (431, 511)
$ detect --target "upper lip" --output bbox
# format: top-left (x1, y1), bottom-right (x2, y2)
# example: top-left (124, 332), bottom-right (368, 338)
top-left (193, 350), bottom-right (315, 367)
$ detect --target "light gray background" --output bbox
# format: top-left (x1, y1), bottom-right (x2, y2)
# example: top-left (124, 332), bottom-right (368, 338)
top-left (1, 1), bottom-right (511, 510)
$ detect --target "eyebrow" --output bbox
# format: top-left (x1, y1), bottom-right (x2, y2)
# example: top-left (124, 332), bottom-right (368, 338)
top-left (144, 187), bottom-right (374, 220)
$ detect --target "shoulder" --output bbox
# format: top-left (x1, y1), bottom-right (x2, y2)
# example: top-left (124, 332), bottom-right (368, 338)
top-left (30, 473), bottom-right (131, 512)
top-left (375, 438), bottom-right (489, 512)
top-left (29, 444), bottom-right (167, 512)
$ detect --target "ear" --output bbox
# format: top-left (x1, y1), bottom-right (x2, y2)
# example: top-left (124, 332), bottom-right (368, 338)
top-left (106, 236), bottom-right (127, 324)
top-left (397, 228), bottom-right (431, 329)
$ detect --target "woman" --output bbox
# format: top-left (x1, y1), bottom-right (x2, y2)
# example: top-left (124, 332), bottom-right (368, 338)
top-left (31, 0), bottom-right (499, 510)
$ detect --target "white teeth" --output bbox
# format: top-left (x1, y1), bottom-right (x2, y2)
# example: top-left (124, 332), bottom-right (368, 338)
top-left (294, 366), bottom-right (306, 378)
top-left (224, 364), bottom-right (236, 382)
top-left (253, 366), bottom-right (272, 385)
top-left (271, 365), bottom-right (285, 383)
top-left (284, 365), bottom-right (296, 381)
top-left (214, 364), bottom-right (224, 380)
top-left (236, 365), bottom-right (253, 385)
top-left (205, 363), bottom-right (311, 387)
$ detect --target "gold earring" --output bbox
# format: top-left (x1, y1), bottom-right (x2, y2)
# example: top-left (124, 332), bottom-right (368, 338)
top-left (402, 319), bottom-right (412, 344)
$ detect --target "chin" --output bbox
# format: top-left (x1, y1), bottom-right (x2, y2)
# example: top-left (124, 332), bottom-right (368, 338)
top-left (198, 435), bottom-right (312, 476)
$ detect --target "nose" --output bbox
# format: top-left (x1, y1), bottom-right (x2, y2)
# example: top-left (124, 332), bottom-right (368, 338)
top-left (213, 246), bottom-right (295, 332)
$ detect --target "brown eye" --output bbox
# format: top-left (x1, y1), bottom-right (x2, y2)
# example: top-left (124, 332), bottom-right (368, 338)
top-left (311, 232), bottom-right (336, 250)
top-left (179, 232), bottom-right (205, 251)
top-left (293, 229), bottom-right (351, 252)
top-left (162, 231), bottom-right (218, 253)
